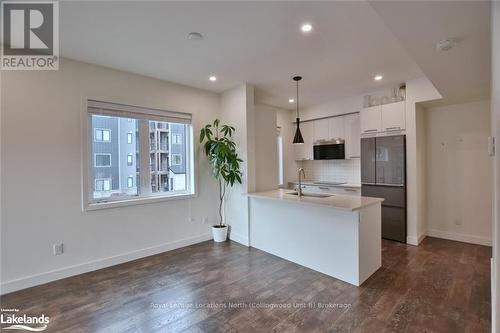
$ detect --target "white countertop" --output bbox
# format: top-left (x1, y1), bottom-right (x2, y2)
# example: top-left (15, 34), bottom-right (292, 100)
top-left (247, 189), bottom-right (383, 212)
top-left (288, 180), bottom-right (361, 188)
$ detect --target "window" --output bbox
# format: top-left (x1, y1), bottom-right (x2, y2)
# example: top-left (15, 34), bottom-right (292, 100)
top-left (85, 100), bottom-right (194, 209)
top-left (171, 154), bottom-right (182, 166)
top-left (95, 128), bottom-right (111, 142)
top-left (95, 154), bottom-right (111, 167)
top-left (277, 127), bottom-right (284, 187)
top-left (172, 133), bottom-right (182, 144)
top-left (95, 179), bottom-right (111, 192)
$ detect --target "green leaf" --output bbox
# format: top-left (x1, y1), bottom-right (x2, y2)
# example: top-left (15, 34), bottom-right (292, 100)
top-left (200, 129), bottom-right (205, 143)
top-left (201, 119), bottom-right (241, 189)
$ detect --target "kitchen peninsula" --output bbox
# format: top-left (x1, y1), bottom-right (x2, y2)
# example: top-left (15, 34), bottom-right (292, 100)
top-left (247, 189), bottom-right (384, 286)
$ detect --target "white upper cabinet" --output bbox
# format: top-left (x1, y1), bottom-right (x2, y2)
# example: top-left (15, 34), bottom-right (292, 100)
top-left (313, 117), bottom-right (345, 142)
top-left (329, 117), bottom-right (345, 140)
top-left (313, 118), bottom-right (329, 143)
top-left (293, 121), bottom-right (314, 160)
top-left (360, 101), bottom-right (406, 134)
top-left (344, 113), bottom-right (360, 159)
top-left (360, 105), bottom-right (382, 134)
top-left (381, 101), bottom-right (405, 131)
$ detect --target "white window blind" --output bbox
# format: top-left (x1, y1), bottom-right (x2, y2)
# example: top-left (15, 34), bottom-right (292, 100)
top-left (87, 100), bottom-right (192, 124)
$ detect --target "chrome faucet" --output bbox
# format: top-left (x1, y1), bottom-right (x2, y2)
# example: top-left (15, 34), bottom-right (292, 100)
top-left (298, 168), bottom-right (306, 198)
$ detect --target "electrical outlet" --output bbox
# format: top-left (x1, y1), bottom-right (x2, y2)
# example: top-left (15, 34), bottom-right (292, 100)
top-left (202, 217), bottom-right (209, 224)
top-left (53, 242), bottom-right (64, 256)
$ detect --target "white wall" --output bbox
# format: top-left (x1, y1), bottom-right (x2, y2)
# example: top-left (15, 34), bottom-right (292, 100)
top-left (425, 100), bottom-right (492, 246)
top-left (491, 2), bottom-right (500, 330)
top-left (276, 107), bottom-right (296, 184)
top-left (220, 84), bottom-right (255, 246)
top-left (416, 104), bottom-right (427, 240)
top-left (254, 104), bottom-right (278, 191)
top-left (0, 58), bottom-right (221, 293)
top-left (405, 77), bottom-right (442, 245)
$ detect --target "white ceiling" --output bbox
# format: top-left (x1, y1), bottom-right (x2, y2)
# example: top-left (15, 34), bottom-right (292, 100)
top-left (59, 1), bottom-right (489, 109)
top-left (369, 0), bottom-right (491, 107)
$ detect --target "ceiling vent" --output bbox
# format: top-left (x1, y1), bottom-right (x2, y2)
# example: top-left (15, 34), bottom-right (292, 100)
top-left (436, 38), bottom-right (457, 51)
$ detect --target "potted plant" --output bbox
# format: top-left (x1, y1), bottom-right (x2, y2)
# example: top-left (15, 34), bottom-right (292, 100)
top-left (200, 119), bottom-right (243, 242)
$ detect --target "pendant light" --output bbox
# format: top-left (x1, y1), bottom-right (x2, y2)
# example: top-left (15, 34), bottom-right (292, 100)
top-left (292, 76), bottom-right (304, 144)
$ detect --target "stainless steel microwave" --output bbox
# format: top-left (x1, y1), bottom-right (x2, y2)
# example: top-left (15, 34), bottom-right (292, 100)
top-left (313, 140), bottom-right (345, 160)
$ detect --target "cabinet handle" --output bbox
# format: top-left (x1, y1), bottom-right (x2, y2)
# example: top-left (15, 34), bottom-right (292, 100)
top-left (318, 186), bottom-right (330, 190)
top-left (363, 129), bottom-right (378, 133)
top-left (386, 127), bottom-right (401, 131)
top-left (344, 188), bottom-right (357, 192)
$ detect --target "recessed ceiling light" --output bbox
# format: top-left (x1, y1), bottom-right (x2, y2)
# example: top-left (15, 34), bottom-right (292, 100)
top-left (374, 75), bottom-right (383, 81)
top-left (301, 24), bottom-right (312, 32)
top-left (209, 76), bottom-right (217, 82)
top-left (188, 32), bottom-right (203, 40)
top-left (289, 98), bottom-right (295, 103)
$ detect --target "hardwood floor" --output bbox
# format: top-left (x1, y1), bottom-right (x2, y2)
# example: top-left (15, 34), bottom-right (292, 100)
top-left (1, 237), bottom-right (491, 333)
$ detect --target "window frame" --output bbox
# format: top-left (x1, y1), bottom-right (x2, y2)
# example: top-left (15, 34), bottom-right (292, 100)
top-left (82, 98), bottom-right (197, 211)
top-left (172, 133), bottom-right (182, 144)
top-left (94, 153), bottom-right (112, 167)
top-left (94, 128), bottom-right (111, 142)
top-left (171, 154), bottom-right (182, 166)
top-left (95, 178), bottom-right (112, 192)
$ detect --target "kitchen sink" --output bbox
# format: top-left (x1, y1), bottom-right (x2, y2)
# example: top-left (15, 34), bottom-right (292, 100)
top-left (286, 192), bottom-right (334, 198)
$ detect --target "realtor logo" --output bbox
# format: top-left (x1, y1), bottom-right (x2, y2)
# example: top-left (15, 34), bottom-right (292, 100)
top-left (1, 1), bottom-right (59, 70)
top-left (1, 308), bottom-right (50, 331)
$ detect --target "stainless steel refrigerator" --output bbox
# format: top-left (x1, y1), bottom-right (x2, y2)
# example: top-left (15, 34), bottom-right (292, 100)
top-left (361, 135), bottom-right (406, 243)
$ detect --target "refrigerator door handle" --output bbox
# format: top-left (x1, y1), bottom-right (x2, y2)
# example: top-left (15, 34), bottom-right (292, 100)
top-left (362, 182), bottom-right (405, 187)
top-left (373, 183), bottom-right (405, 187)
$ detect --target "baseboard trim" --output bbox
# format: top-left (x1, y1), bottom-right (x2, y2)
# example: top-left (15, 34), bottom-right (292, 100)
top-left (0, 233), bottom-right (212, 295)
top-left (229, 233), bottom-right (249, 247)
top-left (492, 258), bottom-right (497, 333)
top-left (406, 232), bottom-right (427, 246)
top-left (427, 229), bottom-right (492, 246)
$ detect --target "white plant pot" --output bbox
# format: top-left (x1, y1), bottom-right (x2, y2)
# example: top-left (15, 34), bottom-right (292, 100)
top-left (212, 225), bottom-right (228, 242)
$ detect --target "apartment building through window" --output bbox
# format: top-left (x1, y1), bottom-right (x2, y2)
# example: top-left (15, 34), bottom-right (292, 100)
top-left (85, 100), bottom-right (193, 208)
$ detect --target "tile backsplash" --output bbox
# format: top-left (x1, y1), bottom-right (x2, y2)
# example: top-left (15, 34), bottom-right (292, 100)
top-left (300, 159), bottom-right (361, 184)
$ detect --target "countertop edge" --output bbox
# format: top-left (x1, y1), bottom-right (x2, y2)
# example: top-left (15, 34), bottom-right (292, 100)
top-left (245, 191), bottom-right (383, 212)
top-left (288, 181), bottom-right (362, 188)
